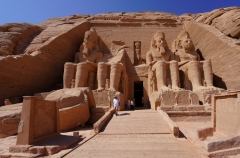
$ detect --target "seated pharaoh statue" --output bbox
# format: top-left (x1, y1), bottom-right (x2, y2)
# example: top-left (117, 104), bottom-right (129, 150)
top-left (63, 27), bottom-right (127, 93)
top-left (146, 31), bottom-right (181, 92)
top-left (173, 31), bottom-right (222, 93)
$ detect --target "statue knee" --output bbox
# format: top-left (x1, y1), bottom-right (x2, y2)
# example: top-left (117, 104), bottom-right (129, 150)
top-left (75, 63), bottom-right (89, 87)
top-left (110, 63), bottom-right (124, 91)
top-left (63, 62), bottom-right (76, 88)
top-left (156, 61), bottom-right (166, 66)
top-left (97, 62), bottom-right (108, 90)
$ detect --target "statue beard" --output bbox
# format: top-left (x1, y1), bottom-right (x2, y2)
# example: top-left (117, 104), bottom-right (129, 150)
top-left (157, 46), bottom-right (166, 55)
top-left (82, 46), bottom-right (89, 57)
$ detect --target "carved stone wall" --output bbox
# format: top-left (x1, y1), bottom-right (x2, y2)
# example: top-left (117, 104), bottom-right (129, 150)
top-left (212, 93), bottom-right (240, 135)
top-left (92, 23), bottom-right (183, 70)
top-left (16, 96), bottom-right (59, 145)
top-left (91, 24), bottom-right (182, 102)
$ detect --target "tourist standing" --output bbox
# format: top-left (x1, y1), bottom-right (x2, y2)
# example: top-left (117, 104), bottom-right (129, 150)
top-left (130, 99), bottom-right (134, 110)
top-left (113, 96), bottom-right (120, 116)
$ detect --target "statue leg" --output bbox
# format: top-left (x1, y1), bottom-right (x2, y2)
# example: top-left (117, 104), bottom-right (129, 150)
top-left (155, 61), bottom-right (169, 90)
top-left (88, 72), bottom-right (95, 90)
top-left (75, 63), bottom-right (89, 87)
top-left (109, 63), bottom-right (123, 91)
top-left (97, 62), bottom-right (108, 91)
top-left (63, 62), bottom-right (76, 88)
top-left (202, 60), bottom-right (214, 87)
top-left (169, 60), bottom-right (181, 90)
top-left (188, 61), bottom-right (204, 91)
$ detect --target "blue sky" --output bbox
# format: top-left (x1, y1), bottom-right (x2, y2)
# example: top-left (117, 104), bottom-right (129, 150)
top-left (0, 0), bottom-right (239, 25)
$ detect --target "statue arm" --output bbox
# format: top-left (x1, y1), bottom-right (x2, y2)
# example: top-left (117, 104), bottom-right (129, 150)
top-left (170, 52), bottom-right (175, 61)
top-left (197, 54), bottom-right (201, 61)
top-left (178, 61), bottom-right (189, 67)
top-left (74, 53), bottom-right (79, 63)
top-left (146, 51), bottom-right (154, 65)
top-left (86, 61), bottom-right (98, 68)
top-left (97, 51), bottom-right (103, 59)
top-left (174, 53), bottom-right (180, 62)
top-left (175, 54), bottom-right (189, 67)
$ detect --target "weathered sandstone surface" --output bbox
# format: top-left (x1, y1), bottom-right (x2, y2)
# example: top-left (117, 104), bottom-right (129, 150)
top-left (0, 23), bottom-right (42, 56)
top-left (0, 103), bottom-right (22, 138)
top-left (185, 21), bottom-right (240, 90)
top-left (45, 87), bottom-right (95, 131)
top-left (180, 7), bottom-right (240, 39)
top-left (0, 21), bottom-right (89, 105)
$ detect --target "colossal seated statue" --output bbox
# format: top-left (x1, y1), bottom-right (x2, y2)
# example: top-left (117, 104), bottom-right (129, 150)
top-left (63, 27), bottom-right (126, 92)
top-left (146, 31), bottom-right (180, 91)
top-left (174, 31), bottom-right (217, 92)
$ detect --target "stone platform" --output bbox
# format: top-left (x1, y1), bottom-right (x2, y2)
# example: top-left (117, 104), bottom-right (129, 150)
top-left (102, 109), bottom-right (171, 134)
top-left (0, 135), bottom-right (79, 158)
top-left (64, 110), bottom-right (193, 158)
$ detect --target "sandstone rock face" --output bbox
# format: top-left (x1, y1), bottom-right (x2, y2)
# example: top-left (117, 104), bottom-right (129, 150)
top-left (185, 21), bottom-right (240, 90)
top-left (211, 8), bottom-right (240, 38)
top-left (0, 103), bottom-right (22, 138)
top-left (0, 8), bottom-right (240, 107)
top-left (0, 23), bottom-right (42, 56)
top-left (180, 7), bottom-right (240, 39)
top-left (0, 21), bottom-right (89, 105)
top-left (45, 88), bottom-right (94, 131)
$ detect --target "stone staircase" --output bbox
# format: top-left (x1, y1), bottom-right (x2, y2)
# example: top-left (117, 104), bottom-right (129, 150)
top-left (0, 135), bottom-right (79, 158)
top-left (65, 109), bottom-right (194, 158)
top-left (88, 91), bottom-right (113, 124)
top-left (88, 106), bottom-right (110, 124)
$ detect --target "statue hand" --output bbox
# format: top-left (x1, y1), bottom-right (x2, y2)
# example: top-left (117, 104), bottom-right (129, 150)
top-left (152, 61), bottom-right (157, 65)
top-left (86, 61), bottom-right (97, 68)
top-left (178, 60), bottom-right (189, 67)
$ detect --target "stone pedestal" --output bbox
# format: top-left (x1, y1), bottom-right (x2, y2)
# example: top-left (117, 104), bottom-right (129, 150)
top-left (17, 96), bottom-right (60, 145)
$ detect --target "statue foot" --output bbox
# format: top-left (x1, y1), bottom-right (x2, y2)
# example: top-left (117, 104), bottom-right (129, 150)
top-left (97, 87), bottom-right (105, 92)
top-left (193, 86), bottom-right (223, 92)
top-left (172, 86), bottom-right (182, 90)
top-left (160, 86), bottom-right (171, 91)
top-left (207, 86), bottom-right (224, 91)
top-left (108, 88), bottom-right (117, 92)
top-left (193, 86), bottom-right (209, 91)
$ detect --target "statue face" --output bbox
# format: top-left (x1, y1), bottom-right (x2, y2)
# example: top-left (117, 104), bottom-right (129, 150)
top-left (135, 42), bottom-right (140, 48)
top-left (82, 31), bottom-right (98, 56)
top-left (83, 33), bottom-right (96, 49)
top-left (153, 35), bottom-right (167, 55)
top-left (181, 37), bottom-right (193, 52)
top-left (154, 36), bottom-right (167, 49)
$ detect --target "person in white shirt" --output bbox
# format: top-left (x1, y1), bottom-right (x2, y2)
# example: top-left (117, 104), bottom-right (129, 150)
top-left (130, 100), bottom-right (134, 110)
top-left (113, 96), bottom-right (120, 116)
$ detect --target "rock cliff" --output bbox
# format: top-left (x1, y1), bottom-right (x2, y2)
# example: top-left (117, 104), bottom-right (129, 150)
top-left (0, 7), bottom-right (240, 105)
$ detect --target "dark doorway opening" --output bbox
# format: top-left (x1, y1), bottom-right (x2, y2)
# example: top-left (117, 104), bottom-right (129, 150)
top-left (134, 81), bottom-right (143, 107)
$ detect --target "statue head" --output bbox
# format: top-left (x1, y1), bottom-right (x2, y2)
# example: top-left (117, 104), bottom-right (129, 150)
top-left (151, 31), bottom-right (167, 55)
top-left (177, 31), bottom-right (194, 53)
top-left (82, 27), bottom-right (99, 56)
top-left (135, 42), bottom-right (140, 49)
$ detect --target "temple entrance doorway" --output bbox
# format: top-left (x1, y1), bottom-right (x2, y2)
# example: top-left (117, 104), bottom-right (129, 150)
top-left (134, 81), bottom-right (144, 107)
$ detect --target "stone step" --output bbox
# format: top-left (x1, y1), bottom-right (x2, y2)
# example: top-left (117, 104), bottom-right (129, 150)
top-left (89, 106), bottom-right (111, 124)
top-left (101, 110), bottom-right (171, 134)
top-left (0, 152), bottom-right (40, 158)
top-left (208, 146), bottom-right (240, 158)
top-left (88, 112), bottom-right (105, 124)
top-left (6, 135), bottom-right (79, 157)
top-left (65, 110), bottom-right (193, 158)
top-left (91, 106), bottom-right (109, 113)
